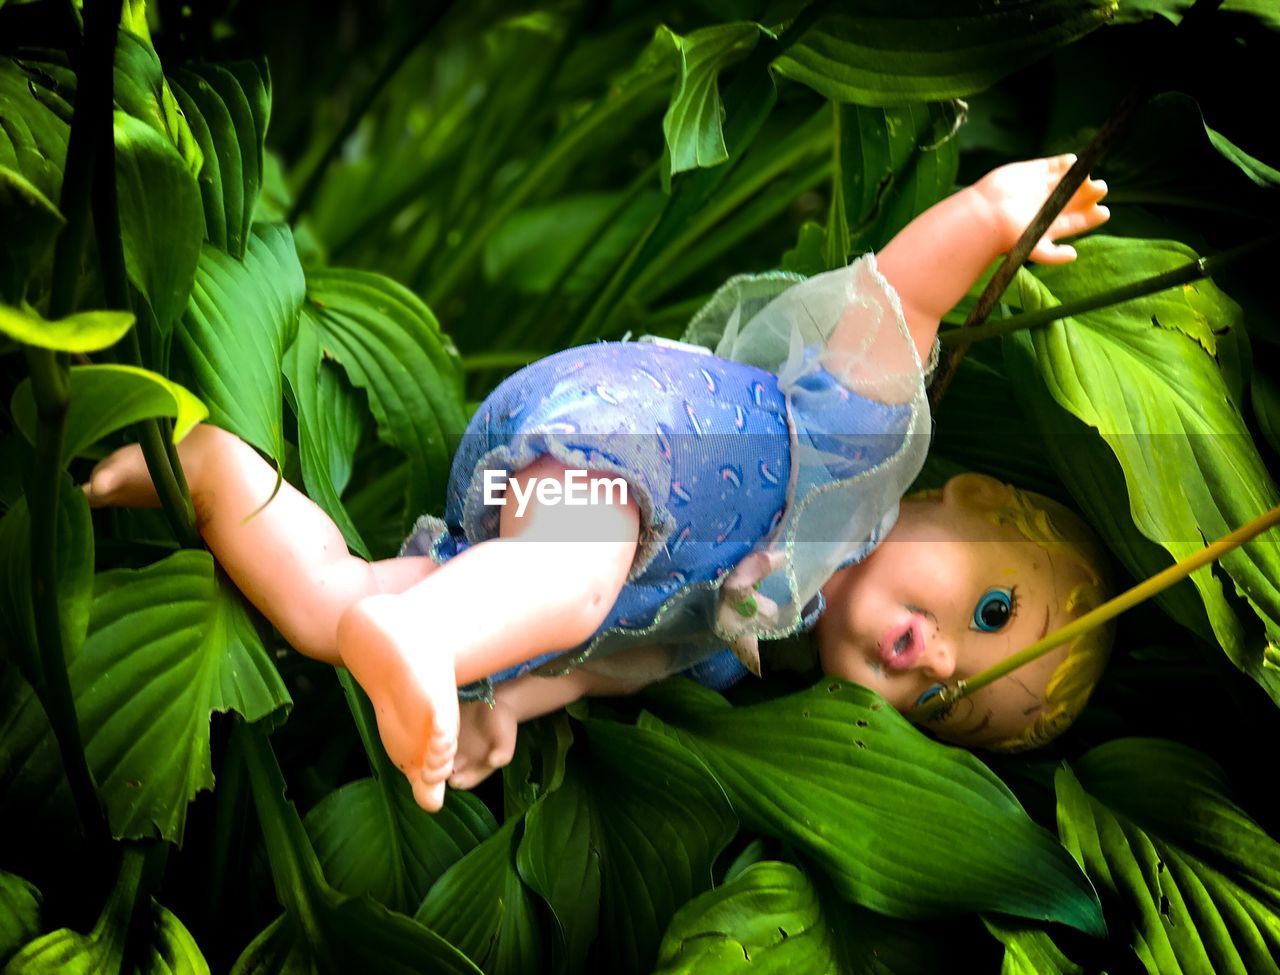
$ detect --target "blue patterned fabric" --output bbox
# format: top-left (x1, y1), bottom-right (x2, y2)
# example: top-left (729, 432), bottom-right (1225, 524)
top-left (402, 339), bottom-right (909, 694)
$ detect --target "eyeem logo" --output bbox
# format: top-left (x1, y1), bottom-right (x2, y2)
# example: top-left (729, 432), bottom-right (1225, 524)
top-left (483, 469), bottom-right (629, 517)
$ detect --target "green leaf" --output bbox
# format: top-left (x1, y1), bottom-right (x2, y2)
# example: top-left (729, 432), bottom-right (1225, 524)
top-left (282, 321), bottom-right (370, 559)
top-left (483, 191), bottom-right (664, 296)
top-left (416, 817), bottom-right (543, 975)
top-left (72, 551), bottom-right (290, 840)
top-left (984, 918), bottom-right (1084, 975)
top-left (113, 30), bottom-right (203, 175)
top-left (1115, 0), bottom-right (1280, 28)
top-left (653, 861), bottom-right (837, 975)
top-left (773, 0), bottom-right (1116, 105)
top-left (1015, 237), bottom-right (1280, 699)
top-left (646, 23), bottom-right (767, 178)
top-left (233, 724), bottom-right (481, 975)
top-left (5, 847), bottom-right (210, 975)
top-left (305, 777), bottom-right (495, 914)
top-left (0, 868), bottom-right (41, 967)
top-left (178, 223), bottom-right (305, 465)
top-left (299, 269), bottom-right (466, 526)
top-left (641, 680), bottom-right (1103, 933)
top-left (0, 477), bottom-right (94, 689)
top-left (114, 112), bottom-right (204, 332)
top-left (0, 302), bottom-right (134, 353)
top-left (517, 718), bottom-right (737, 975)
top-left (0, 165), bottom-right (63, 303)
top-left (11, 364), bottom-right (207, 464)
top-left (839, 101), bottom-right (960, 253)
top-left (171, 62), bottom-right (272, 258)
top-left (0, 59), bottom-right (71, 203)
top-left (1057, 738), bottom-right (1280, 973)
top-left (1104, 94), bottom-right (1280, 215)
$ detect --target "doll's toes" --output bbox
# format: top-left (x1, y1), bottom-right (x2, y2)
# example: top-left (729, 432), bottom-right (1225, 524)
top-left (410, 771), bottom-right (447, 813)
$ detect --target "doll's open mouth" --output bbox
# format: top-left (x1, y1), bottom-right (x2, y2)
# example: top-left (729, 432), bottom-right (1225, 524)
top-left (879, 617), bottom-right (926, 671)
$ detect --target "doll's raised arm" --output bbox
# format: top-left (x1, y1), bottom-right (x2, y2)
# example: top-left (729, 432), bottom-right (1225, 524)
top-left (839, 155), bottom-right (1109, 363)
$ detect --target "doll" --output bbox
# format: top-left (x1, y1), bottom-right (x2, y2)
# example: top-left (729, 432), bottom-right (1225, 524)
top-left (86, 155), bottom-right (1113, 812)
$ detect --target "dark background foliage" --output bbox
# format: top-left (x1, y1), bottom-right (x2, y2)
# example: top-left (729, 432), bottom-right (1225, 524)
top-left (2, 0), bottom-right (1280, 972)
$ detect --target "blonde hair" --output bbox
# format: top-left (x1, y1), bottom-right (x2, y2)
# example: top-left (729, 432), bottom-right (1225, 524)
top-left (912, 481), bottom-right (1114, 750)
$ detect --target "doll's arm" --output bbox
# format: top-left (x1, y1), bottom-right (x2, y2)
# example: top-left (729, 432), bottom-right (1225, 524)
top-left (450, 667), bottom-right (646, 789)
top-left (855, 155), bottom-right (1109, 362)
top-left (85, 424), bottom-right (434, 664)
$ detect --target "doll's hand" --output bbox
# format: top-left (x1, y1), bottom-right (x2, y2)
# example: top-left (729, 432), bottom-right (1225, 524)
top-left (448, 698), bottom-right (518, 791)
top-left (976, 154), bottom-right (1109, 264)
top-left (83, 443), bottom-right (162, 508)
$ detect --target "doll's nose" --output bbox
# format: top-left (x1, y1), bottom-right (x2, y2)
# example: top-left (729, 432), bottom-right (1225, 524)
top-left (918, 638), bottom-right (957, 681)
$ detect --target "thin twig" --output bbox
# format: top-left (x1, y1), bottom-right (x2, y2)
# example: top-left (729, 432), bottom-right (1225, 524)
top-left (938, 235), bottom-right (1277, 347)
top-left (287, 0), bottom-right (457, 225)
top-left (914, 503), bottom-right (1280, 721)
top-left (927, 82), bottom-right (1152, 405)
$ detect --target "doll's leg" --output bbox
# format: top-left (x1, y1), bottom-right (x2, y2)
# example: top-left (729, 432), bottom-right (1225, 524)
top-left (338, 457), bottom-right (640, 811)
top-left (85, 425), bottom-right (437, 664)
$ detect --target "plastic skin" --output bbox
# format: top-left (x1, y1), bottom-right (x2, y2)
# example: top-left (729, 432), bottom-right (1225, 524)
top-left (86, 156), bottom-right (1109, 811)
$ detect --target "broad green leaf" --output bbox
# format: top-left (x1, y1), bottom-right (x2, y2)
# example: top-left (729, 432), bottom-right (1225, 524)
top-left (11, 364), bottom-right (207, 464)
top-left (646, 23), bottom-right (766, 178)
top-left (113, 30), bottom-right (202, 175)
top-left (0, 165), bottom-right (62, 303)
top-left (483, 191), bottom-right (664, 296)
top-left (0, 302), bottom-right (133, 353)
top-left (1016, 237), bottom-right (1280, 700)
top-left (517, 718), bottom-right (737, 975)
top-left (1057, 738), bottom-right (1280, 973)
top-left (984, 918), bottom-right (1084, 975)
top-left (0, 59), bottom-right (71, 202)
top-left (641, 679), bottom-right (1103, 933)
top-left (233, 724), bottom-right (480, 975)
top-left (416, 817), bottom-right (543, 975)
top-left (1103, 94), bottom-right (1280, 215)
top-left (114, 112), bottom-right (204, 332)
top-left (653, 861), bottom-right (837, 975)
top-left (1003, 333), bottom-right (1213, 637)
top-left (300, 269), bottom-right (466, 526)
top-left (73, 551), bottom-right (289, 840)
top-left (305, 777), bottom-right (495, 914)
top-left (773, 0), bottom-right (1116, 105)
top-left (178, 223), bottom-right (305, 465)
top-left (171, 62), bottom-right (272, 257)
top-left (282, 324), bottom-right (369, 559)
top-left (5, 847), bottom-right (209, 975)
top-left (0, 868), bottom-right (41, 966)
top-left (0, 477), bottom-right (94, 689)
top-left (1115, 0), bottom-right (1280, 28)
top-left (839, 101), bottom-right (960, 253)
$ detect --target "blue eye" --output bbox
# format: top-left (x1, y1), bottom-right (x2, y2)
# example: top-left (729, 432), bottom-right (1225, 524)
top-left (971, 587), bottom-right (1015, 632)
top-left (915, 684), bottom-right (945, 708)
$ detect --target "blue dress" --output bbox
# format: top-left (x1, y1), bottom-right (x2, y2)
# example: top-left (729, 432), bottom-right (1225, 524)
top-left (402, 258), bottom-right (930, 696)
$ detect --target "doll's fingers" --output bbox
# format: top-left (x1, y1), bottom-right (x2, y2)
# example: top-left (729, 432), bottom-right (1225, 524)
top-left (410, 770), bottom-right (447, 812)
top-left (1029, 238), bottom-right (1077, 265)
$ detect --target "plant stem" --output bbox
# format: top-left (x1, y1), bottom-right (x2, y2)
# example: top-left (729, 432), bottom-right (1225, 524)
top-left (287, 0), bottom-right (457, 225)
top-left (913, 503), bottom-right (1280, 721)
top-left (927, 81), bottom-right (1151, 405)
top-left (938, 235), bottom-right (1278, 347)
top-left (92, 141), bottom-right (202, 547)
top-left (25, 0), bottom-right (126, 846)
top-left (236, 721), bottom-right (330, 949)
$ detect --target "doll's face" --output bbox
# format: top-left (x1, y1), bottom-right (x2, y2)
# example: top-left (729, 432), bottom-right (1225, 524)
top-left (815, 475), bottom-right (1093, 748)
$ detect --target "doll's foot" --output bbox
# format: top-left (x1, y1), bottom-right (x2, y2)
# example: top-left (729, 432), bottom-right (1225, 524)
top-left (338, 594), bottom-right (460, 811)
top-left (83, 444), bottom-right (161, 508)
top-left (449, 698), bottom-right (518, 791)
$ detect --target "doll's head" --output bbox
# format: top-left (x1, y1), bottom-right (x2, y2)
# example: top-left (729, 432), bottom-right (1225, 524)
top-left (815, 473), bottom-right (1112, 750)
